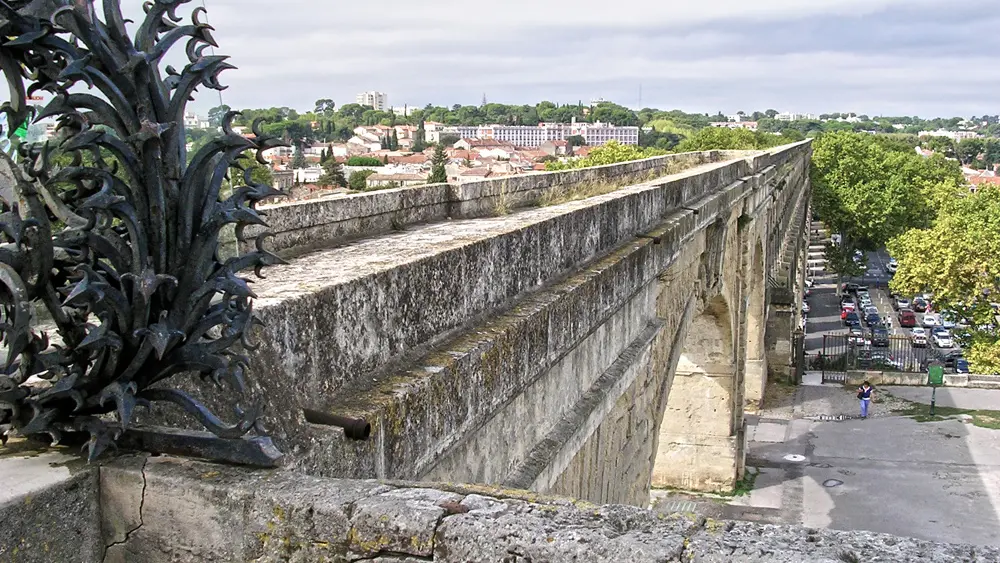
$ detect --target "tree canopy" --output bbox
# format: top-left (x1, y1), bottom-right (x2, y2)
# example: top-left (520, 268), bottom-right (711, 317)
top-left (810, 132), bottom-right (964, 249)
top-left (888, 186), bottom-right (1000, 374)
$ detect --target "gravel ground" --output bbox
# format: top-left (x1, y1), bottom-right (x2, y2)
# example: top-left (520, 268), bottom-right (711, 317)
top-left (760, 382), bottom-right (913, 420)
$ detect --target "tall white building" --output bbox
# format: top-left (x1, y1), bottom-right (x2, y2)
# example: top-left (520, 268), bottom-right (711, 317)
top-left (356, 91), bottom-right (388, 111)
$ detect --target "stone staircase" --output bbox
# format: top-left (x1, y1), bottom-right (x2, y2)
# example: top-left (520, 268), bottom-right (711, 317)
top-left (807, 220), bottom-right (829, 275)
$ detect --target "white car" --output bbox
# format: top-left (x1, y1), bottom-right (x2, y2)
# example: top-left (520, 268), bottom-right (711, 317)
top-left (922, 314), bottom-right (941, 327)
top-left (941, 314), bottom-right (957, 329)
top-left (802, 302), bottom-right (811, 314)
top-left (911, 327), bottom-right (928, 347)
top-left (887, 261), bottom-right (898, 274)
top-left (933, 331), bottom-right (954, 348)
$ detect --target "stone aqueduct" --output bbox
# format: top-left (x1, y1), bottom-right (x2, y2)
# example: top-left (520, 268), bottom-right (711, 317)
top-left (228, 140), bottom-right (812, 505)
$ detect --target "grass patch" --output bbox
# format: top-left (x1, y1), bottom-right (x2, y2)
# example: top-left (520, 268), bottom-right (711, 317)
top-left (889, 395), bottom-right (1000, 430)
top-left (719, 467), bottom-right (760, 498)
top-left (537, 179), bottom-right (620, 207)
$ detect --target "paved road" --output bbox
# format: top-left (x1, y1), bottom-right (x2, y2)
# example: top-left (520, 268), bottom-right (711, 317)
top-left (803, 249), bottom-right (962, 368)
top-left (739, 388), bottom-right (1000, 546)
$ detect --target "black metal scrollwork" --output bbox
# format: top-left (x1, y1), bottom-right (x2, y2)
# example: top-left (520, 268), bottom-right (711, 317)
top-left (0, 0), bottom-right (286, 460)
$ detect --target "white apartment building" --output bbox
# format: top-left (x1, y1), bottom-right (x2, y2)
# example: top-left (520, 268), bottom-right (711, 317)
top-left (775, 112), bottom-right (818, 122)
top-left (449, 122), bottom-right (639, 147)
top-left (710, 121), bottom-right (759, 131)
top-left (183, 112), bottom-right (211, 129)
top-left (356, 91), bottom-right (388, 111)
top-left (918, 130), bottom-right (980, 141)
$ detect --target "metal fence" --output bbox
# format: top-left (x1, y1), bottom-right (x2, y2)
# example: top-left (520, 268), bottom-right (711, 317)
top-left (815, 333), bottom-right (941, 383)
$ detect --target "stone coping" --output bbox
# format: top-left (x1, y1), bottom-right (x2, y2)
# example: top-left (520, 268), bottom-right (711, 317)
top-left (236, 146), bottom-right (804, 257)
top-left (5, 450), bottom-right (996, 562)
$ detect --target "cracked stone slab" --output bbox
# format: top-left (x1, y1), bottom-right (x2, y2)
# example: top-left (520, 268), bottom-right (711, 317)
top-left (347, 487), bottom-right (462, 558)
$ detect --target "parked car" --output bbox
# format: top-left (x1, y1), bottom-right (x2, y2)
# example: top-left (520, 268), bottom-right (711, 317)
top-left (871, 327), bottom-right (890, 347)
top-left (848, 327), bottom-right (867, 346)
top-left (841, 294), bottom-right (856, 307)
top-left (858, 349), bottom-right (903, 370)
top-left (955, 359), bottom-right (970, 374)
top-left (865, 312), bottom-right (882, 327)
top-left (911, 327), bottom-right (928, 347)
top-left (871, 352), bottom-right (904, 371)
top-left (912, 297), bottom-right (928, 312)
top-left (899, 308), bottom-right (917, 327)
top-left (933, 331), bottom-right (954, 348)
top-left (887, 259), bottom-right (898, 274)
top-left (844, 311), bottom-right (861, 327)
top-left (894, 297), bottom-right (911, 311)
top-left (942, 349), bottom-right (963, 367)
top-left (842, 283), bottom-right (862, 294)
top-left (922, 313), bottom-right (941, 328)
top-left (864, 305), bottom-right (879, 316)
top-left (941, 313), bottom-right (957, 329)
top-left (802, 302), bottom-right (811, 314)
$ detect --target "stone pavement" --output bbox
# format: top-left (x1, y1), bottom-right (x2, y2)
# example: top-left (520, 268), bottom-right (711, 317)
top-left (653, 384), bottom-right (1000, 547)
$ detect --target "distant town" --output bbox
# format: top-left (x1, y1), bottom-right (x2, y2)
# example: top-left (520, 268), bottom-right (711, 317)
top-left (17, 89), bottom-right (1000, 202)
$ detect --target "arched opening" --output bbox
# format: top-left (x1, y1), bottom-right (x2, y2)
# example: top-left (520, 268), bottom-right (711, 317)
top-left (651, 296), bottom-right (742, 492)
top-left (744, 240), bottom-right (767, 407)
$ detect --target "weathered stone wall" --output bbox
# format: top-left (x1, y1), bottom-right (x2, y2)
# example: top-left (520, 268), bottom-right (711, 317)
top-left (244, 183), bottom-right (451, 258)
top-left (143, 142), bottom-right (812, 508)
top-left (450, 150), bottom-right (735, 219)
top-left (237, 150), bottom-right (757, 258)
top-left (6, 452), bottom-right (991, 563)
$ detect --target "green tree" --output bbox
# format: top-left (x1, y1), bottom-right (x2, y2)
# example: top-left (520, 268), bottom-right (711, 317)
top-left (824, 242), bottom-right (865, 295)
top-left (345, 156), bottom-right (384, 167)
top-left (957, 138), bottom-right (985, 165)
top-left (390, 129), bottom-right (399, 151)
top-left (207, 104), bottom-right (231, 127)
top-left (888, 187), bottom-right (1000, 374)
top-left (780, 128), bottom-right (805, 142)
top-left (348, 169), bottom-right (376, 190)
top-left (412, 121), bottom-right (427, 152)
top-left (428, 144), bottom-right (448, 183)
top-left (567, 135), bottom-right (586, 146)
top-left (673, 127), bottom-right (784, 152)
top-left (291, 145), bottom-right (306, 169)
top-left (438, 133), bottom-right (460, 147)
top-left (810, 132), bottom-right (964, 249)
top-left (317, 157), bottom-right (347, 188)
top-left (314, 99), bottom-right (336, 115)
top-left (545, 140), bottom-right (666, 171)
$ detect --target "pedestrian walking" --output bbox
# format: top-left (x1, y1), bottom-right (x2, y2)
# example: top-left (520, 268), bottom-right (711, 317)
top-left (857, 381), bottom-right (874, 418)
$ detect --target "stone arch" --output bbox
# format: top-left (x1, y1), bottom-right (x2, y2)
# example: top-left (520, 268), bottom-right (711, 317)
top-left (744, 238), bottom-right (767, 407)
top-left (650, 294), bottom-right (742, 492)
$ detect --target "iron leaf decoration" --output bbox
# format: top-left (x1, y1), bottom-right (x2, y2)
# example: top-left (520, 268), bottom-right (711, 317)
top-left (0, 0), bottom-right (287, 460)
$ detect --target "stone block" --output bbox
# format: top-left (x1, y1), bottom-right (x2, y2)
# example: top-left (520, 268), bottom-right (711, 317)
top-left (944, 374), bottom-right (969, 387)
top-left (650, 435), bottom-right (738, 491)
top-left (0, 446), bottom-right (100, 563)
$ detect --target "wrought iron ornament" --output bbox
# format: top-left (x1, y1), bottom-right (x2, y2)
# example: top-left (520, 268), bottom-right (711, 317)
top-left (0, 0), bottom-right (286, 460)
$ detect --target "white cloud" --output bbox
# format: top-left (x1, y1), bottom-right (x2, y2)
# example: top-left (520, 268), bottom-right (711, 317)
top-left (110, 0), bottom-right (1000, 117)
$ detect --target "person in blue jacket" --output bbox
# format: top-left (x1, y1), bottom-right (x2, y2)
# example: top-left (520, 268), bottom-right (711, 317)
top-left (858, 381), bottom-right (874, 418)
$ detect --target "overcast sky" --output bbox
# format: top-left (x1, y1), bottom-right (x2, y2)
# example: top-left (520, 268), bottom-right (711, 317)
top-left (127, 0), bottom-right (1000, 118)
